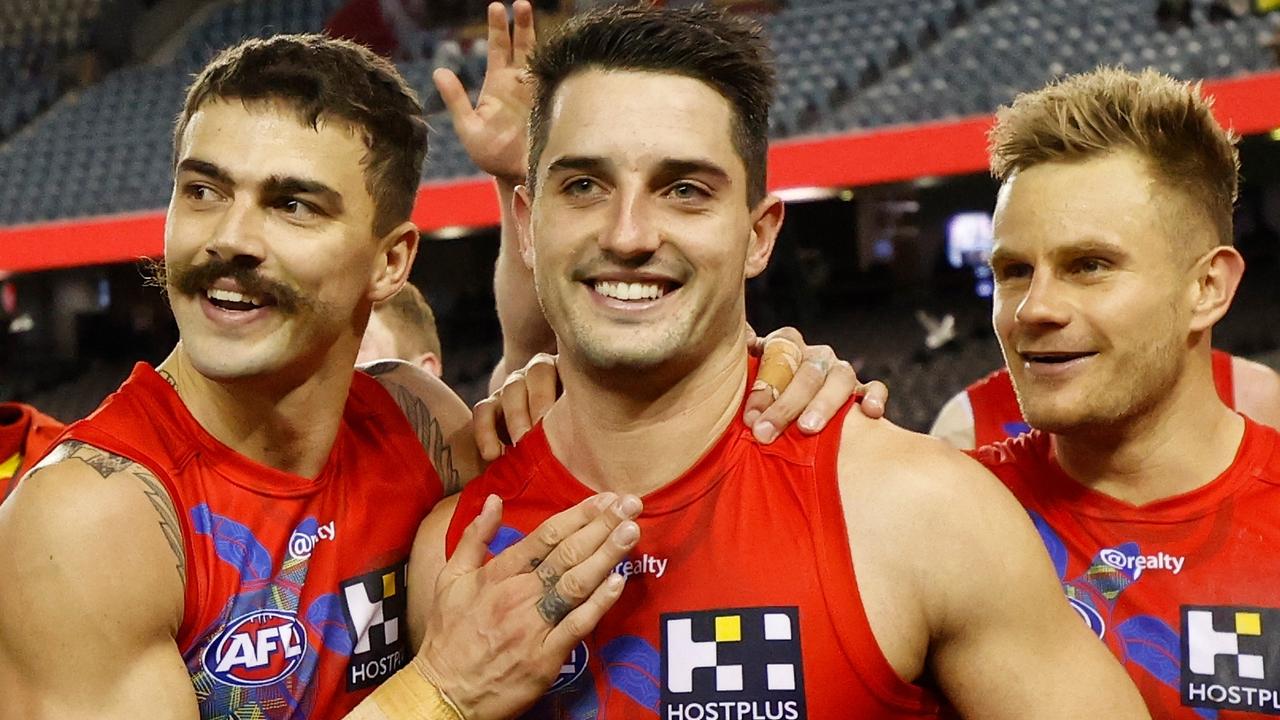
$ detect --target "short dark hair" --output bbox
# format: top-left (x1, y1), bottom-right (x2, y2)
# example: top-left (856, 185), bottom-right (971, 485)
top-left (527, 5), bottom-right (775, 206)
top-left (174, 34), bottom-right (428, 236)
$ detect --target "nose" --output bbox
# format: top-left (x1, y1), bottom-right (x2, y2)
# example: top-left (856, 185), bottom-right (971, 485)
top-left (1014, 270), bottom-right (1070, 327)
top-left (597, 185), bottom-right (661, 259)
top-left (204, 198), bottom-right (267, 266)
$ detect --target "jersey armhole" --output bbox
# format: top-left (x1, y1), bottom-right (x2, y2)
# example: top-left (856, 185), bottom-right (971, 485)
top-left (810, 405), bottom-right (942, 714)
top-left (56, 427), bottom-right (203, 650)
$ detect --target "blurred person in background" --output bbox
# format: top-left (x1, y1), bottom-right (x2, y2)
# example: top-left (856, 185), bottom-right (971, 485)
top-left (0, 401), bottom-right (63, 503)
top-left (356, 282), bottom-right (444, 378)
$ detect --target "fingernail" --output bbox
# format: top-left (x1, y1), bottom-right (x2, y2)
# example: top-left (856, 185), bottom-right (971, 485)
top-left (607, 573), bottom-right (626, 591)
top-left (753, 421), bottom-right (778, 444)
top-left (594, 492), bottom-right (618, 510)
top-left (743, 409), bottom-right (761, 426)
top-left (483, 494), bottom-right (501, 515)
top-left (614, 521), bottom-right (639, 546)
top-left (799, 412), bottom-right (821, 432)
top-left (619, 495), bottom-right (643, 518)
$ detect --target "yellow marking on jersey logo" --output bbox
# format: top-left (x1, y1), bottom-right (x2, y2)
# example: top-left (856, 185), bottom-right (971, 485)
top-left (1237, 611), bottom-right (1262, 636)
top-left (715, 615), bottom-right (741, 643)
top-left (0, 453), bottom-right (21, 480)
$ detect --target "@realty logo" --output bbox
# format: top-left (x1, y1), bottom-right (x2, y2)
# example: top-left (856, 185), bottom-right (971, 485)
top-left (1098, 546), bottom-right (1184, 579)
top-left (288, 519), bottom-right (335, 560)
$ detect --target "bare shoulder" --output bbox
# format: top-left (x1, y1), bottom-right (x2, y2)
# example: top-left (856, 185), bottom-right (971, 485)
top-left (837, 412), bottom-right (1036, 587)
top-left (838, 411), bottom-right (1008, 514)
top-left (0, 442), bottom-right (196, 716)
top-left (2, 442), bottom-right (186, 615)
top-left (406, 494), bottom-right (462, 652)
top-left (359, 359), bottom-right (482, 493)
top-left (1232, 355), bottom-right (1280, 428)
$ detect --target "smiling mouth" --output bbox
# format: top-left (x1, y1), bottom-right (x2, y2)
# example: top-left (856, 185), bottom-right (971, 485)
top-left (205, 287), bottom-right (275, 312)
top-left (590, 280), bottom-right (680, 302)
top-left (1021, 351), bottom-right (1097, 364)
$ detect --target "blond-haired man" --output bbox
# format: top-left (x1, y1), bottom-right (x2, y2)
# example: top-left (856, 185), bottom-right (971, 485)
top-left (976, 67), bottom-right (1280, 718)
top-left (357, 283), bottom-right (445, 377)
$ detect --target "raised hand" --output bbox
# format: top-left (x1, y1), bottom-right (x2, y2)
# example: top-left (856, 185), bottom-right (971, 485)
top-left (434, 0), bottom-right (535, 184)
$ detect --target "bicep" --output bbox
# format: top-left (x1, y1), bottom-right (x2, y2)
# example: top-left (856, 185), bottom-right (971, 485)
top-left (405, 496), bottom-right (458, 653)
top-left (0, 460), bottom-right (195, 718)
top-left (925, 469), bottom-right (1146, 718)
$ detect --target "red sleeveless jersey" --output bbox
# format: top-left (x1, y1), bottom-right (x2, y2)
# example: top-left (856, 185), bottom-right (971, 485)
top-left (446, 368), bottom-right (944, 720)
top-left (55, 364), bottom-right (441, 719)
top-left (967, 349), bottom-right (1236, 447)
top-left (976, 419), bottom-right (1280, 718)
top-left (0, 401), bottom-right (64, 502)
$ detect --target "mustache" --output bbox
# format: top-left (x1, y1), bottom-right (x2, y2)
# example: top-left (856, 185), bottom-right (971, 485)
top-left (149, 257), bottom-right (306, 313)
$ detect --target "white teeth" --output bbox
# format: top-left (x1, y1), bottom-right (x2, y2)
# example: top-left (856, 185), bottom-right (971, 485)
top-left (594, 281), bottom-right (665, 301)
top-left (207, 288), bottom-right (264, 307)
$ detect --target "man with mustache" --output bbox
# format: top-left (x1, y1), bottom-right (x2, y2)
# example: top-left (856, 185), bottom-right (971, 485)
top-left (0, 11), bottom-right (861, 719)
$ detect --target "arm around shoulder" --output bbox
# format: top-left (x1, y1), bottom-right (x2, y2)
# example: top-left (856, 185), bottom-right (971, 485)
top-left (0, 449), bottom-right (196, 719)
top-left (362, 360), bottom-right (483, 494)
top-left (837, 424), bottom-right (1148, 719)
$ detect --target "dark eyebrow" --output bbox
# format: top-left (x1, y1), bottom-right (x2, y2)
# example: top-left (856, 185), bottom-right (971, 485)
top-left (546, 156), bottom-right (609, 176)
top-left (654, 158), bottom-right (732, 186)
top-left (263, 175), bottom-right (345, 214)
top-left (176, 158), bottom-right (233, 186)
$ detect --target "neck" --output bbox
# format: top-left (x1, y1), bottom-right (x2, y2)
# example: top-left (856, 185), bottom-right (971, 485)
top-left (158, 344), bottom-right (355, 478)
top-left (543, 330), bottom-right (750, 497)
top-left (1052, 351), bottom-right (1245, 505)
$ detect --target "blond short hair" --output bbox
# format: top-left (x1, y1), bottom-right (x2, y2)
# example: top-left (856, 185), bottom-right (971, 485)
top-left (988, 67), bottom-right (1239, 248)
top-left (374, 283), bottom-right (442, 361)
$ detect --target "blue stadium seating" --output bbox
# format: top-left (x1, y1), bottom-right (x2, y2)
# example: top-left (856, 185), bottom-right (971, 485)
top-left (0, 0), bottom-right (1276, 226)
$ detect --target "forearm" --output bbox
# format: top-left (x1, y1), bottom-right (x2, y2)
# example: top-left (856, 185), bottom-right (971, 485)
top-left (492, 178), bottom-right (555, 393)
top-left (344, 658), bottom-right (464, 720)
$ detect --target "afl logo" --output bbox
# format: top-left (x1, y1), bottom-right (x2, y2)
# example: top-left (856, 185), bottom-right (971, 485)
top-left (548, 641), bottom-right (589, 692)
top-left (1068, 597), bottom-right (1106, 639)
top-left (203, 611), bottom-right (308, 687)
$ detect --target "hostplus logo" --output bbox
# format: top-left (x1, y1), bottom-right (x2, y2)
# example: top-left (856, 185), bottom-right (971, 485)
top-left (660, 607), bottom-right (805, 720)
top-left (341, 562), bottom-right (409, 690)
top-left (1182, 605), bottom-right (1280, 714)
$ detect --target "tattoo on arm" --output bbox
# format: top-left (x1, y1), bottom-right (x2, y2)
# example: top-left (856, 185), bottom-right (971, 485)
top-left (133, 468), bottom-right (186, 583)
top-left (56, 442), bottom-right (186, 583)
top-left (386, 384), bottom-right (464, 496)
top-left (61, 440), bottom-right (134, 478)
